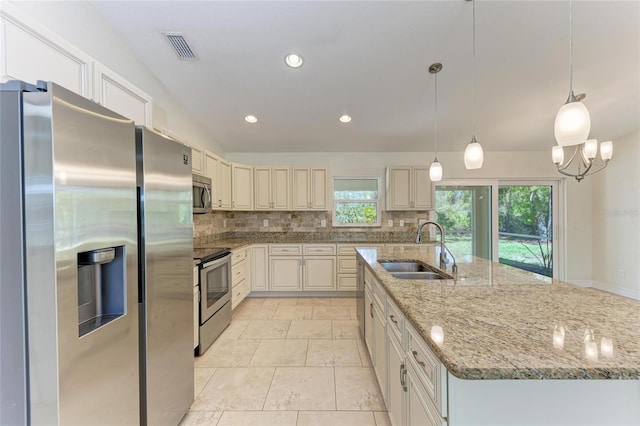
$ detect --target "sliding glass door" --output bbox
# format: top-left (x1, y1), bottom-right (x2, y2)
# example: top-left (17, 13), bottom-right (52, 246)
top-left (435, 180), bottom-right (562, 278)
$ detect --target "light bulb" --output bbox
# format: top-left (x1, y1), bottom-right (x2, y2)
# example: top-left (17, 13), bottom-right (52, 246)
top-left (338, 114), bottom-right (352, 123)
top-left (464, 138), bottom-right (484, 170)
top-left (552, 145), bottom-right (565, 166)
top-left (600, 141), bottom-right (613, 161)
top-left (244, 115), bottom-right (258, 124)
top-left (284, 54), bottom-right (304, 68)
top-left (429, 160), bottom-right (443, 182)
top-left (431, 325), bottom-right (444, 346)
top-left (554, 100), bottom-right (591, 146)
top-left (584, 139), bottom-right (598, 160)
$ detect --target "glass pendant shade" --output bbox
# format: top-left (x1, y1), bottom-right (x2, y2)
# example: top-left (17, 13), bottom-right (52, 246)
top-left (552, 145), bottom-right (565, 166)
top-left (554, 100), bottom-right (591, 146)
top-left (583, 139), bottom-right (598, 159)
top-left (429, 160), bottom-right (443, 182)
top-left (600, 141), bottom-right (613, 161)
top-left (464, 137), bottom-right (484, 170)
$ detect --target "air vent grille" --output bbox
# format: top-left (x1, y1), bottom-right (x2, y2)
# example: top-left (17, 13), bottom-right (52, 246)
top-left (163, 32), bottom-right (198, 60)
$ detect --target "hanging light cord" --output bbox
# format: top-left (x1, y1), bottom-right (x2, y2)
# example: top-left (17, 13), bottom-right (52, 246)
top-left (569, 0), bottom-right (573, 94)
top-left (434, 71), bottom-right (438, 158)
top-left (472, 0), bottom-right (476, 137)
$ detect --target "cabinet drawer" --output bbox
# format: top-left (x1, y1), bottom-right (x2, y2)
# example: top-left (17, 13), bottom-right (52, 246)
top-left (232, 248), bottom-right (248, 265)
top-left (231, 279), bottom-right (249, 310)
top-left (364, 267), bottom-right (374, 291)
top-left (386, 297), bottom-right (405, 343)
top-left (303, 244), bottom-right (336, 255)
top-left (406, 323), bottom-right (443, 413)
top-left (337, 274), bottom-right (356, 291)
top-left (337, 256), bottom-right (357, 273)
top-left (337, 245), bottom-right (356, 256)
top-left (269, 244), bottom-right (302, 255)
top-left (232, 259), bottom-right (246, 286)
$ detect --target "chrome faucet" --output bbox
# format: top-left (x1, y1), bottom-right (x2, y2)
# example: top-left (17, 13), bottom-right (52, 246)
top-left (415, 221), bottom-right (457, 274)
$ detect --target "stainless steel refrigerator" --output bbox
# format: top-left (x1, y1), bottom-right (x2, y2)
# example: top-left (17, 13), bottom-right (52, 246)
top-left (136, 126), bottom-right (194, 425)
top-left (0, 81), bottom-right (194, 425)
top-left (1, 80), bottom-right (140, 425)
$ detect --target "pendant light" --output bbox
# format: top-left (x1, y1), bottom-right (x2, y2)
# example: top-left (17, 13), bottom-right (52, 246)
top-left (551, 0), bottom-right (613, 182)
top-left (554, 0), bottom-right (590, 146)
top-left (429, 63), bottom-right (443, 182)
top-left (464, 0), bottom-right (484, 170)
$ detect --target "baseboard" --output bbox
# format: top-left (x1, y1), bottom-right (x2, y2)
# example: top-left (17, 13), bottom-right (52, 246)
top-left (566, 279), bottom-right (593, 288)
top-left (591, 280), bottom-right (640, 301)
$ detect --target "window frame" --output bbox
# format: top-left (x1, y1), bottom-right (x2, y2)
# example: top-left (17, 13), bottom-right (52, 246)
top-left (332, 176), bottom-right (382, 228)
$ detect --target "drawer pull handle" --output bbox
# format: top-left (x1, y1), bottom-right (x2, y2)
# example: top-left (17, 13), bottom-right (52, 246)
top-left (412, 350), bottom-right (426, 368)
top-left (370, 303), bottom-right (374, 318)
top-left (400, 363), bottom-right (407, 392)
top-left (389, 314), bottom-right (398, 325)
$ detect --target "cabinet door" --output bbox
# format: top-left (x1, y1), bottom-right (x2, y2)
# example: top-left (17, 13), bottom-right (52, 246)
top-left (254, 167), bottom-right (272, 210)
top-left (1, 9), bottom-right (92, 98)
top-left (373, 304), bottom-right (388, 403)
top-left (387, 167), bottom-right (412, 210)
top-left (232, 164), bottom-right (253, 210)
top-left (387, 334), bottom-right (405, 426)
top-left (413, 166), bottom-right (433, 210)
top-left (407, 363), bottom-right (445, 426)
top-left (272, 167), bottom-right (291, 210)
top-left (219, 160), bottom-right (232, 209)
top-left (94, 62), bottom-right (152, 126)
top-left (364, 287), bottom-right (374, 357)
top-left (303, 257), bottom-right (336, 291)
top-left (269, 257), bottom-right (302, 291)
top-left (292, 168), bottom-right (310, 210)
top-left (310, 168), bottom-right (327, 210)
top-left (251, 245), bottom-right (269, 291)
top-left (204, 151), bottom-right (219, 203)
top-left (191, 146), bottom-right (204, 175)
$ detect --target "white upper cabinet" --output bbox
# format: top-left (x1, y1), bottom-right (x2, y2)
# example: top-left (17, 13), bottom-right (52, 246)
top-left (1, 7), bottom-right (92, 98)
top-left (204, 150), bottom-right (231, 209)
top-left (94, 62), bottom-right (152, 126)
top-left (192, 145), bottom-right (204, 175)
top-left (254, 167), bottom-right (290, 211)
top-left (386, 166), bottom-right (433, 210)
top-left (292, 167), bottom-right (328, 210)
top-left (232, 163), bottom-right (253, 211)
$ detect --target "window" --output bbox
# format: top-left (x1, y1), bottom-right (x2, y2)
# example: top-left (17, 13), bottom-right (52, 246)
top-left (435, 179), bottom-right (562, 279)
top-left (333, 177), bottom-right (380, 227)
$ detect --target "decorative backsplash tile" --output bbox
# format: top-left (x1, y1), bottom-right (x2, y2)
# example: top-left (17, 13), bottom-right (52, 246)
top-left (193, 210), bottom-right (430, 246)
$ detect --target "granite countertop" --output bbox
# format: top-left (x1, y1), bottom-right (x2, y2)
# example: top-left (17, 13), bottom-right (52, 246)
top-left (357, 245), bottom-right (640, 380)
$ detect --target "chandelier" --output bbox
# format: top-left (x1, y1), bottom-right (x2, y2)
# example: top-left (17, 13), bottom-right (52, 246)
top-left (552, 0), bottom-right (613, 182)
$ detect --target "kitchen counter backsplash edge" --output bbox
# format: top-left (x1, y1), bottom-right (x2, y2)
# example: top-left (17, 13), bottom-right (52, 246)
top-left (194, 231), bottom-right (423, 247)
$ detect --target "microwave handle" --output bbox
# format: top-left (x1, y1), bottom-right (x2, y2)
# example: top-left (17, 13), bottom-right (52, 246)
top-left (202, 186), bottom-right (211, 210)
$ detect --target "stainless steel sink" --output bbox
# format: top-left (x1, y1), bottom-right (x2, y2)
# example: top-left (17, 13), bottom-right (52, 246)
top-left (390, 272), bottom-right (449, 280)
top-left (380, 261), bottom-right (452, 280)
top-left (380, 261), bottom-right (430, 273)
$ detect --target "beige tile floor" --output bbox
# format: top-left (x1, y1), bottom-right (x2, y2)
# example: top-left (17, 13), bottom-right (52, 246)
top-left (181, 297), bottom-right (391, 426)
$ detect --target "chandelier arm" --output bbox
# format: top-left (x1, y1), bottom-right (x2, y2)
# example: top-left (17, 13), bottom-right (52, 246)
top-left (583, 161), bottom-right (611, 177)
top-left (556, 146), bottom-right (579, 172)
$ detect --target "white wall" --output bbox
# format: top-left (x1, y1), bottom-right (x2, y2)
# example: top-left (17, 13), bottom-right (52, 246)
top-left (592, 130), bottom-right (640, 300)
top-left (228, 150), bottom-right (595, 283)
top-left (4, 0), bottom-right (223, 154)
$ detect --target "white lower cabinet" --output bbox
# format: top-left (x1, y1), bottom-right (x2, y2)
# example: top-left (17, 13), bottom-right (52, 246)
top-left (231, 247), bottom-right (250, 309)
top-left (362, 264), bottom-right (447, 426)
top-left (387, 334), bottom-right (405, 426)
top-left (270, 256), bottom-right (303, 291)
top-left (303, 257), bottom-right (336, 291)
top-left (251, 244), bottom-right (269, 291)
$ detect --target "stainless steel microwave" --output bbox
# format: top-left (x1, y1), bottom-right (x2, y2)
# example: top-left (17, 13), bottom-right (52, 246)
top-left (192, 173), bottom-right (211, 214)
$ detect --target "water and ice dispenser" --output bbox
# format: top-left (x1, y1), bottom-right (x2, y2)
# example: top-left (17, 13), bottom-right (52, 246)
top-left (77, 246), bottom-right (126, 337)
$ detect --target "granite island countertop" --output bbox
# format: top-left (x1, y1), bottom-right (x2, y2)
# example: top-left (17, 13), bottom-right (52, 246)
top-left (356, 245), bottom-right (640, 380)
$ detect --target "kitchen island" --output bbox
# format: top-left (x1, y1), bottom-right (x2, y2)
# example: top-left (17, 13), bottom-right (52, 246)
top-left (356, 245), bottom-right (640, 426)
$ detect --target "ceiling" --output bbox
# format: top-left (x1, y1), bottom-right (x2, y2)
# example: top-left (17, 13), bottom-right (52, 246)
top-left (92, 1), bottom-right (640, 153)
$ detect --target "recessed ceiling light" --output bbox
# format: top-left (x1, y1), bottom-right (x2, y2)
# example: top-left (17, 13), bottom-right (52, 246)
top-left (338, 114), bottom-right (352, 123)
top-left (244, 115), bottom-right (258, 124)
top-left (285, 54), bottom-right (304, 68)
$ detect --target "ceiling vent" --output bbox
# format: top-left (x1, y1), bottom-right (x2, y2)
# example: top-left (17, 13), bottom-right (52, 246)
top-left (162, 32), bottom-right (198, 61)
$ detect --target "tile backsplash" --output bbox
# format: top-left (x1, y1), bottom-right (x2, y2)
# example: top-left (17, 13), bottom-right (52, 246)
top-left (194, 210), bottom-right (430, 243)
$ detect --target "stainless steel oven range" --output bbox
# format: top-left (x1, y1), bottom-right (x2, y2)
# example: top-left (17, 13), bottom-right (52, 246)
top-left (193, 247), bottom-right (232, 355)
